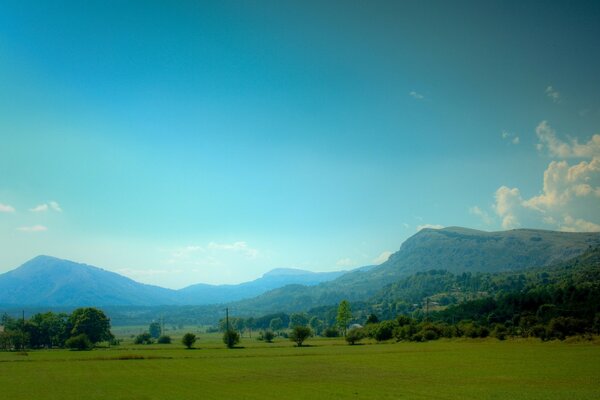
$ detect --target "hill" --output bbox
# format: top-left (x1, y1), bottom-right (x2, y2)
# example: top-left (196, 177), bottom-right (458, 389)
top-left (0, 255), bottom-right (178, 306)
top-left (0, 256), bottom-right (349, 307)
top-left (226, 227), bottom-right (600, 315)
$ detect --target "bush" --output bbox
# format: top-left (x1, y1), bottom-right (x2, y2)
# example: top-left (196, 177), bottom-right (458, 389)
top-left (65, 334), bottom-right (92, 351)
top-left (157, 335), bottom-right (171, 344)
top-left (263, 330), bottom-right (275, 343)
top-left (182, 333), bottom-right (197, 349)
top-left (289, 326), bottom-right (312, 347)
top-left (373, 320), bottom-right (397, 342)
top-left (223, 330), bottom-right (240, 348)
top-left (323, 327), bottom-right (339, 337)
top-left (134, 332), bottom-right (154, 345)
top-left (422, 329), bottom-right (439, 341)
top-left (492, 324), bottom-right (508, 340)
top-left (345, 327), bottom-right (365, 345)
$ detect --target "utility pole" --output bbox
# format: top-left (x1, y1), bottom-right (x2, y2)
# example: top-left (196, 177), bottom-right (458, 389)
top-left (425, 298), bottom-right (430, 322)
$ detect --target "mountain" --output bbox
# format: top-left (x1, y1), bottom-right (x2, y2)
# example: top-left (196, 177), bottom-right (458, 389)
top-left (0, 255), bottom-right (178, 306)
top-left (177, 268), bottom-right (347, 304)
top-left (0, 256), bottom-right (349, 307)
top-left (224, 227), bottom-right (600, 315)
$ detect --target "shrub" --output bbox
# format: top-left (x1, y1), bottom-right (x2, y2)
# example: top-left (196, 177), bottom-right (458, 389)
top-left (66, 334), bottom-right (92, 351)
top-left (422, 329), bottom-right (439, 341)
top-left (182, 333), bottom-right (197, 349)
top-left (345, 327), bottom-right (365, 345)
top-left (492, 324), bottom-right (508, 340)
top-left (323, 327), bottom-right (339, 337)
top-left (289, 326), bottom-right (312, 347)
top-left (373, 320), bottom-right (397, 342)
top-left (134, 332), bottom-right (154, 345)
top-left (157, 335), bottom-right (171, 344)
top-left (223, 330), bottom-right (240, 348)
top-left (263, 330), bottom-right (275, 343)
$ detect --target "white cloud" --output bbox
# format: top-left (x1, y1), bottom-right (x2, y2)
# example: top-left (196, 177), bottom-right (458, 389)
top-left (30, 204), bottom-right (48, 212)
top-left (30, 201), bottom-right (62, 213)
top-left (372, 251), bottom-right (392, 265)
top-left (0, 203), bottom-right (15, 213)
top-left (207, 241), bottom-right (259, 258)
top-left (17, 225), bottom-right (48, 232)
top-left (416, 224), bottom-right (444, 231)
top-left (545, 86), bottom-right (560, 103)
top-left (491, 122), bottom-right (600, 232)
top-left (501, 130), bottom-right (520, 145)
top-left (469, 206), bottom-right (493, 225)
top-left (336, 257), bottom-right (354, 267)
top-left (536, 121), bottom-right (600, 158)
top-left (409, 91), bottom-right (425, 100)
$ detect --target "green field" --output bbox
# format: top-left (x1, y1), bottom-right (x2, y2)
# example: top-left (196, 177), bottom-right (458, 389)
top-left (1, 335), bottom-right (599, 400)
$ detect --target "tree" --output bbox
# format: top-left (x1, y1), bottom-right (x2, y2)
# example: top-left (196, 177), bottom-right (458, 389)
top-left (69, 308), bottom-right (112, 344)
top-left (345, 327), bottom-right (365, 345)
top-left (263, 330), bottom-right (275, 343)
top-left (289, 313), bottom-right (309, 328)
top-left (309, 317), bottom-right (324, 335)
top-left (182, 333), bottom-right (197, 349)
top-left (149, 322), bottom-right (161, 339)
top-left (223, 330), bottom-right (240, 348)
top-left (269, 317), bottom-right (283, 332)
top-left (366, 314), bottom-right (379, 324)
top-left (336, 300), bottom-right (352, 336)
top-left (289, 326), bottom-right (312, 347)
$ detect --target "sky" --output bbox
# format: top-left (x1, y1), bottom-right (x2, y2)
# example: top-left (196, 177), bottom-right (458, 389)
top-left (1, 0), bottom-right (599, 288)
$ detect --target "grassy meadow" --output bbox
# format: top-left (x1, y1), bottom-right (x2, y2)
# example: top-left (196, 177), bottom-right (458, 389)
top-left (1, 333), bottom-right (599, 400)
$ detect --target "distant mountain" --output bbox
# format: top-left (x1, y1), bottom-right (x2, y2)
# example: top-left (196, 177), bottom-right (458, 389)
top-left (224, 227), bottom-right (600, 315)
top-left (0, 256), bottom-right (349, 307)
top-left (0, 255), bottom-right (178, 306)
top-left (177, 268), bottom-right (347, 304)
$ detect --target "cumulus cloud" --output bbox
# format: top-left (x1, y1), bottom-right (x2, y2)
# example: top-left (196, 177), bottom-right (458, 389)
top-left (536, 121), bottom-right (600, 158)
top-left (469, 206), bottom-right (493, 225)
top-left (409, 91), bottom-right (425, 100)
top-left (17, 225), bottom-right (48, 232)
top-left (545, 86), bottom-right (560, 103)
top-left (492, 121), bottom-right (600, 232)
top-left (417, 224), bottom-right (444, 231)
top-left (0, 203), bottom-right (15, 213)
top-left (372, 251), bottom-right (392, 265)
top-left (30, 201), bottom-right (62, 213)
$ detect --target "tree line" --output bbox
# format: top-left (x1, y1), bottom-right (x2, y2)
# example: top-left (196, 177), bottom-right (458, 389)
top-left (0, 307), bottom-right (113, 351)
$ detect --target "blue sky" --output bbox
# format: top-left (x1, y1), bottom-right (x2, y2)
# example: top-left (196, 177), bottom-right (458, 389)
top-left (1, 1), bottom-right (599, 288)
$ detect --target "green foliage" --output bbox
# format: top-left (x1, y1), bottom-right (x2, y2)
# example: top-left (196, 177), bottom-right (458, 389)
top-left (323, 327), bottom-right (340, 337)
top-left (288, 312), bottom-right (309, 328)
top-left (134, 332), bottom-right (154, 344)
top-left (366, 314), bottom-right (379, 324)
top-left (262, 330), bottom-right (275, 343)
top-left (157, 335), bottom-right (171, 344)
top-left (65, 334), bottom-right (92, 351)
top-left (289, 326), bottom-right (312, 347)
top-left (149, 322), bottom-right (161, 339)
top-left (269, 317), bottom-right (283, 332)
top-left (223, 330), bottom-right (240, 348)
top-left (69, 308), bottom-right (112, 344)
top-left (336, 300), bottom-right (352, 336)
top-left (182, 333), bottom-right (197, 349)
top-left (345, 327), bottom-right (365, 345)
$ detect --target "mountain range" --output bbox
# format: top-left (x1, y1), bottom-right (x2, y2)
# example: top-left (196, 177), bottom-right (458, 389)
top-left (0, 256), bottom-right (349, 306)
top-left (1, 227), bottom-right (599, 313)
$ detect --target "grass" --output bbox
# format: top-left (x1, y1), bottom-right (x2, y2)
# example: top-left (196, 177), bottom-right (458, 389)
top-left (1, 334), bottom-right (598, 399)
